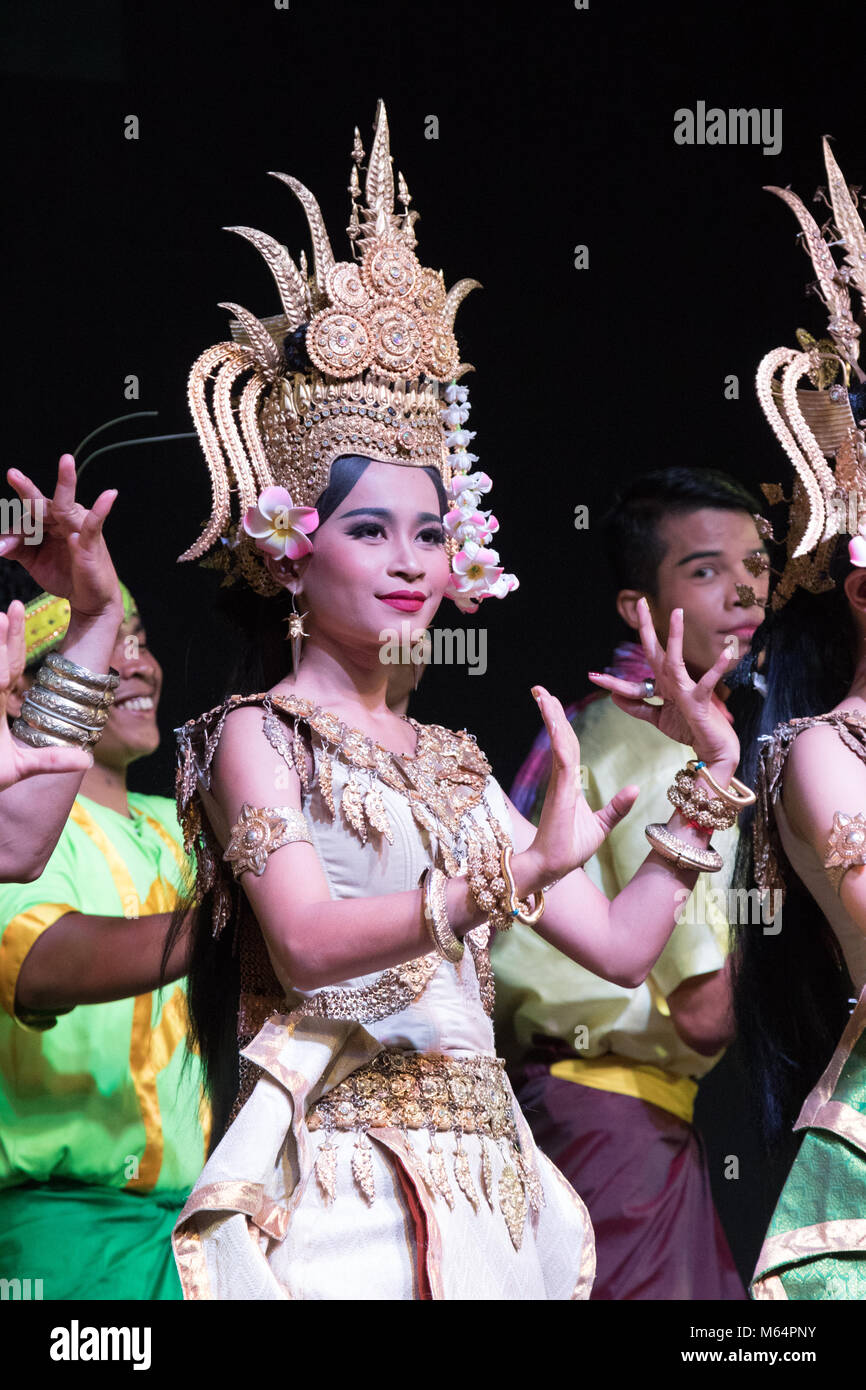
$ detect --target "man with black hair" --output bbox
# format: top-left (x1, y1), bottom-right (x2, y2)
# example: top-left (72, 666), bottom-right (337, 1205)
top-left (493, 467), bottom-right (768, 1300)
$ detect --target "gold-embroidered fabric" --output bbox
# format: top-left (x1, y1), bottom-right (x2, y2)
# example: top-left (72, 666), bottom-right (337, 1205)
top-left (824, 811), bottom-right (866, 895)
top-left (223, 803), bottom-right (311, 879)
top-left (306, 1048), bottom-right (517, 1141)
top-left (754, 710), bottom-right (866, 898)
top-left (306, 1047), bottom-right (543, 1250)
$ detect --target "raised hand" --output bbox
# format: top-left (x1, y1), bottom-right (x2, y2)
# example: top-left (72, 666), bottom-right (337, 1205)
top-left (588, 598), bottom-right (739, 772)
top-left (529, 685), bottom-right (639, 881)
top-left (0, 455), bottom-right (120, 620)
top-left (0, 602), bottom-right (92, 789)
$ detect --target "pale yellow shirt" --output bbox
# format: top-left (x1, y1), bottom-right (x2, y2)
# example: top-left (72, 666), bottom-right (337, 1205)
top-left (492, 696), bottom-right (736, 1079)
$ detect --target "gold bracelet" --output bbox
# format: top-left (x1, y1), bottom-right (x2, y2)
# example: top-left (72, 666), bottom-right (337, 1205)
top-left (422, 867), bottom-right (464, 962)
top-left (43, 651), bottom-right (120, 693)
top-left (644, 823), bottom-right (724, 873)
top-left (37, 665), bottom-right (117, 708)
top-left (499, 847), bottom-right (545, 927)
top-left (667, 770), bottom-right (738, 832)
top-left (685, 760), bottom-right (756, 809)
top-left (466, 833), bottom-right (512, 929)
top-left (24, 686), bottom-right (110, 731)
top-left (14, 703), bottom-right (97, 747)
top-left (12, 720), bottom-right (89, 751)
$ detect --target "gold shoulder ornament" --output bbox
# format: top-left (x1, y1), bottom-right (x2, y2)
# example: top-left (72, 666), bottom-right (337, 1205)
top-left (824, 810), bottom-right (866, 895)
top-left (223, 803), bottom-right (312, 879)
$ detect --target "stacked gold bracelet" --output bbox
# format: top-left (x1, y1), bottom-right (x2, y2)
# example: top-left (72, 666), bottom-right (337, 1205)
top-left (422, 866), bottom-right (464, 963)
top-left (646, 760), bottom-right (756, 873)
top-left (667, 768), bottom-right (739, 832)
top-left (13, 652), bottom-right (119, 750)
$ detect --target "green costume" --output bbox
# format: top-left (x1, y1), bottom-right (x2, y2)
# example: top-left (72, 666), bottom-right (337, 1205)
top-left (752, 992), bottom-right (866, 1300)
top-left (0, 794), bottom-right (208, 1300)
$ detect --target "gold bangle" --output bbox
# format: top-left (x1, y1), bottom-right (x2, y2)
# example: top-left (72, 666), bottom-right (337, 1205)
top-left (11, 719), bottom-right (90, 751)
top-left (499, 847), bottom-right (545, 927)
top-left (24, 686), bottom-right (110, 731)
top-left (422, 867), bottom-right (464, 962)
top-left (36, 664), bottom-right (117, 709)
top-left (43, 651), bottom-right (120, 693)
top-left (644, 822), bottom-right (724, 873)
top-left (15, 703), bottom-right (98, 747)
top-left (685, 760), bottom-right (756, 809)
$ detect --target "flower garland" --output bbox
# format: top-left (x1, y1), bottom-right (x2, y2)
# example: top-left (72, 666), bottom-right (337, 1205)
top-left (441, 383), bottom-right (519, 613)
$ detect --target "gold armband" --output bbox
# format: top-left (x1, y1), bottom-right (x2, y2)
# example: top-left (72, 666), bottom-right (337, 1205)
top-left (823, 811), bottom-right (866, 895)
top-left (223, 803), bottom-right (312, 879)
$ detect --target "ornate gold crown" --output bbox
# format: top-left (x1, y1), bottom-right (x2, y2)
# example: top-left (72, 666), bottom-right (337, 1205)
top-left (179, 101), bottom-right (496, 598)
top-left (756, 137), bottom-right (866, 609)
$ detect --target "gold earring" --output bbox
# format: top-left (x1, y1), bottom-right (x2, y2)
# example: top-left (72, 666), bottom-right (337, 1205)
top-left (287, 593), bottom-right (308, 671)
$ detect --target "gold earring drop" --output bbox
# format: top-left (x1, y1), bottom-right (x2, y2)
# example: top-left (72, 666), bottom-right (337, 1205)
top-left (287, 594), bottom-right (308, 671)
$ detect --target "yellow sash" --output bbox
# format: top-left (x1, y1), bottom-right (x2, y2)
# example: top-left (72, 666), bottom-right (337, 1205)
top-left (549, 1054), bottom-right (697, 1124)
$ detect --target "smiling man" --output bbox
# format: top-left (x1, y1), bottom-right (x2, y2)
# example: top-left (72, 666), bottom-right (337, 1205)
top-left (0, 564), bottom-right (208, 1300)
top-left (494, 467), bottom-right (769, 1301)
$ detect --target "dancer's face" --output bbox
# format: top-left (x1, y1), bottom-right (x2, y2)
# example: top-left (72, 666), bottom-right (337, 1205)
top-left (642, 508), bottom-right (769, 681)
top-left (288, 460), bottom-right (450, 663)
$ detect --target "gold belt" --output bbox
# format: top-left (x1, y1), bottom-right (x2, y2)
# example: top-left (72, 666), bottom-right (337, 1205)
top-left (306, 1050), bottom-right (543, 1250)
top-left (307, 1048), bottom-right (518, 1143)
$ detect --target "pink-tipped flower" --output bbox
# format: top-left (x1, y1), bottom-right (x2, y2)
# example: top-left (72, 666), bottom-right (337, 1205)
top-left (449, 470), bottom-right (491, 499)
top-left (444, 507), bottom-right (499, 546)
top-left (242, 486), bottom-right (319, 560)
top-left (850, 535), bottom-right (866, 567)
top-left (450, 542), bottom-right (504, 600)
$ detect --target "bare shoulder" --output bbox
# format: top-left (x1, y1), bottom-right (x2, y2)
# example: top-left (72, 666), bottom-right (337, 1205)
top-left (209, 702), bottom-right (302, 816)
top-left (783, 719), bottom-right (866, 845)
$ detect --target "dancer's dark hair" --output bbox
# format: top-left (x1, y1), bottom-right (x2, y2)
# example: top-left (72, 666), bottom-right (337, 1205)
top-left (727, 537), bottom-right (856, 1148)
top-left (164, 456), bottom-right (448, 1147)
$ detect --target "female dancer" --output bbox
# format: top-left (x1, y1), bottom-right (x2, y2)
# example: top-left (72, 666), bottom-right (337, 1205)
top-left (730, 139), bottom-right (866, 1299)
top-left (167, 103), bottom-right (746, 1300)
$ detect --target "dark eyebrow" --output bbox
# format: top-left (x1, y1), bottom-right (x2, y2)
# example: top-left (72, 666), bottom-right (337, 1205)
top-left (675, 550), bottom-right (722, 567)
top-left (675, 544), bottom-right (769, 568)
top-left (340, 507), bottom-right (443, 524)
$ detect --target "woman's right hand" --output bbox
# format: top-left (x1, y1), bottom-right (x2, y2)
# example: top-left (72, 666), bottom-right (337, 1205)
top-left (1, 455), bottom-right (121, 622)
top-left (525, 685), bottom-right (639, 883)
top-left (588, 598), bottom-right (740, 776)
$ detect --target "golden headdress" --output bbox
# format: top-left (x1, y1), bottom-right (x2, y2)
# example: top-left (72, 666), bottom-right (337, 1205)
top-left (180, 100), bottom-right (516, 608)
top-left (756, 137), bottom-right (866, 609)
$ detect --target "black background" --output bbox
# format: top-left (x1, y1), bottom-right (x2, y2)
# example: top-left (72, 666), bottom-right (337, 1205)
top-left (2, 0), bottom-right (864, 1285)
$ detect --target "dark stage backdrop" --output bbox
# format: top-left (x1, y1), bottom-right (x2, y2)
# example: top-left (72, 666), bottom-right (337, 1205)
top-left (2, 0), bottom-right (863, 1285)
